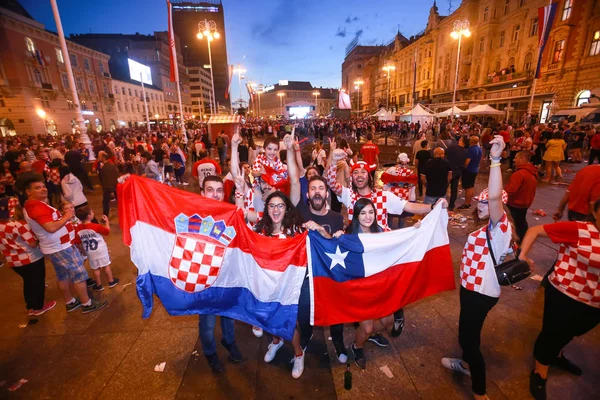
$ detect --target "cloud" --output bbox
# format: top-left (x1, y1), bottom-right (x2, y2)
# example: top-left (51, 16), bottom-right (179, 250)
top-left (335, 27), bottom-right (347, 37)
top-left (250, 1), bottom-right (302, 46)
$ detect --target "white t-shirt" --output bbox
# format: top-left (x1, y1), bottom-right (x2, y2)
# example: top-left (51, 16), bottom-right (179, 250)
top-left (77, 223), bottom-right (110, 263)
top-left (24, 200), bottom-right (75, 255)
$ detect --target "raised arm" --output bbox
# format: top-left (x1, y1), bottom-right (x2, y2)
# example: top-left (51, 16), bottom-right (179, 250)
top-left (284, 133), bottom-right (301, 206)
top-left (230, 130), bottom-right (241, 179)
top-left (324, 138), bottom-right (343, 197)
top-left (487, 135), bottom-right (506, 225)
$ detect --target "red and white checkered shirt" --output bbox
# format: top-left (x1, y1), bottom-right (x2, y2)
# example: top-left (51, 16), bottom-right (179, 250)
top-left (243, 188), bottom-right (263, 227)
top-left (545, 221), bottom-right (600, 308)
top-left (460, 213), bottom-right (512, 298)
top-left (7, 197), bottom-right (18, 218)
top-left (0, 220), bottom-right (43, 267)
top-left (325, 163), bottom-right (406, 230)
top-left (24, 200), bottom-right (76, 255)
top-left (48, 167), bottom-right (61, 185)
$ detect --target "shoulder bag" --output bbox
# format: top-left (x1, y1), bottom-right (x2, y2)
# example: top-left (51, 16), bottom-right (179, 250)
top-left (485, 227), bottom-right (531, 286)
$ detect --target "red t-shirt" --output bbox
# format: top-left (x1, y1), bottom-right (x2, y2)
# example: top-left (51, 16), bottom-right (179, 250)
top-left (360, 143), bottom-right (379, 167)
top-left (568, 165), bottom-right (600, 215)
top-left (499, 130), bottom-right (510, 143)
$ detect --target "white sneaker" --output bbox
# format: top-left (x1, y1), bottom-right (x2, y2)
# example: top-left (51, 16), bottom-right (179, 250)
top-left (252, 326), bottom-right (263, 338)
top-left (441, 357), bottom-right (471, 376)
top-left (264, 340), bottom-right (284, 363)
top-left (181, 182), bottom-right (190, 186)
top-left (291, 350), bottom-right (305, 379)
top-left (338, 353), bottom-right (348, 364)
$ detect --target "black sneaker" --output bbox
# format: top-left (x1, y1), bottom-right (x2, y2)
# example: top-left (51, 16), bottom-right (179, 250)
top-left (351, 343), bottom-right (366, 369)
top-left (82, 300), bottom-right (108, 314)
top-left (529, 370), bottom-right (547, 400)
top-left (368, 333), bottom-right (390, 347)
top-left (457, 204), bottom-right (471, 210)
top-left (391, 312), bottom-right (405, 338)
top-left (205, 353), bottom-right (225, 373)
top-left (93, 284), bottom-right (105, 292)
top-left (553, 355), bottom-right (582, 376)
top-left (86, 278), bottom-right (96, 288)
top-left (66, 298), bottom-right (81, 313)
top-left (108, 278), bottom-right (120, 288)
top-left (220, 339), bottom-right (243, 363)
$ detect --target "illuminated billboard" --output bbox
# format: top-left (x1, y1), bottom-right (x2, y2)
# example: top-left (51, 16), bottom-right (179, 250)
top-left (128, 59), bottom-right (152, 85)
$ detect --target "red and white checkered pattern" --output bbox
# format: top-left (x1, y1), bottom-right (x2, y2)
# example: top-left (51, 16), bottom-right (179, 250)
top-left (549, 222), bottom-right (600, 308)
top-left (7, 197), bottom-right (18, 218)
top-left (0, 220), bottom-right (43, 267)
top-left (169, 235), bottom-right (225, 293)
top-left (475, 188), bottom-right (508, 204)
top-left (49, 168), bottom-right (60, 185)
top-left (460, 214), bottom-right (509, 293)
top-left (388, 186), bottom-right (412, 201)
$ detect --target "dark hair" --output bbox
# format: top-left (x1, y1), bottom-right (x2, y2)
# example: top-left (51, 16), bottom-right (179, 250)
top-left (516, 150), bottom-right (531, 162)
top-left (75, 205), bottom-right (91, 221)
top-left (50, 158), bottom-right (62, 168)
top-left (350, 169), bottom-right (373, 192)
top-left (24, 173), bottom-right (45, 190)
top-left (141, 151), bottom-right (152, 160)
top-left (305, 165), bottom-right (319, 176)
top-left (420, 140), bottom-right (428, 148)
top-left (552, 131), bottom-right (563, 140)
top-left (308, 175), bottom-right (327, 186)
top-left (366, 133), bottom-right (373, 141)
top-left (254, 191), bottom-right (303, 237)
top-left (594, 198), bottom-right (600, 213)
top-left (59, 166), bottom-right (71, 180)
top-left (202, 175), bottom-right (223, 192)
top-left (346, 198), bottom-right (382, 233)
top-left (263, 135), bottom-right (279, 150)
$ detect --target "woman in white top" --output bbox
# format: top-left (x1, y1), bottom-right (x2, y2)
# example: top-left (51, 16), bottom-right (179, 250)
top-left (441, 136), bottom-right (513, 400)
top-left (60, 166), bottom-right (88, 209)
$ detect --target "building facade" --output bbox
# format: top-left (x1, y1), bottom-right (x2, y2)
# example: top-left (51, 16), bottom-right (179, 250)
top-left (342, 0), bottom-right (600, 122)
top-left (0, 5), bottom-right (114, 135)
top-left (172, 0), bottom-right (230, 111)
top-left (188, 66), bottom-right (213, 118)
top-left (111, 79), bottom-right (168, 129)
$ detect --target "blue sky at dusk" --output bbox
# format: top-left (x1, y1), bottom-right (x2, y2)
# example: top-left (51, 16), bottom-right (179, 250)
top-left (20, 0), bottom-right (459, 89)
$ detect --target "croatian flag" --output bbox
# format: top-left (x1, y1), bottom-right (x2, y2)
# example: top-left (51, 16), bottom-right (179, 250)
top-left (534, 2), bottom-right (559, 79)
top-left (308, 204), bottom-right (454, 326)
top-left (167, 1), bottom-right (178, 83)
top-left (118, 175), bottom-right (307, 340)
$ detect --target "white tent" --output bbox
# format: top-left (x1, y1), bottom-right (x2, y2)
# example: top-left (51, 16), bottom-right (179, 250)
top-left (400, 104), bottom-right (435, 124)
top-left (463, 104), bottom-right (504, 115)
top-left (371, 108), bottom-right (395, 121)
top-left (436, 106), bottom-right (466, 117)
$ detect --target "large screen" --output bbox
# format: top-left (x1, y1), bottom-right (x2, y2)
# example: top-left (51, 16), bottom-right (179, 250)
top-left (128, 59), bottom-right (152, 85)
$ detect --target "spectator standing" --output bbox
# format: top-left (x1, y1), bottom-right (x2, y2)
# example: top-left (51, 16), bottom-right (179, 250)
top-left (458, 136), bottom-right (483, 210)
top-left (216, 130), bottom-right (228, 169)
top-left (446, 136), bottom-right (468, 211)
top-left (542, 132), bottom-right (566, 182)
top-left (64, 143), bottom-right (93, 191)
top-left (360, 133), bottom-right (380, 178)
top-left (553, 165), bottom-right (600, 222)
top-left (414, 141), bottom-right (432, 198)
top-left (98, 151), bottom-right (119, 217)
top-left (141, 152), bottom-right (161, 182)
top-left (588, 128), bottom-right (600, 164)
top-left (504, 151), bottom-right (538, 242)
top-left (60, 166), bottom-right (88, 210)
top-left (421, 147), bottom-right (452, 205)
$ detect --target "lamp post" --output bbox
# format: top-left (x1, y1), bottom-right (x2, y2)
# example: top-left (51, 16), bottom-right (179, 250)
top-left (155, 113), bottom-right (160, 128)
top-left (353, 79), bottom-right (364, 116)
top-left (197, 19), bottom-right (220, 115)
top-left (277, 92), bottom-right (284, 117)
top-left (450, 19), bottom-right (471, 110)
top-left (233, 64), bottom-right (246, 109)
top-left (36, 108), bottom-right (47, 134)
top-left (382, 64), bottom-right (396, 110)
top-left (312, 91), bottom-right (320, 116)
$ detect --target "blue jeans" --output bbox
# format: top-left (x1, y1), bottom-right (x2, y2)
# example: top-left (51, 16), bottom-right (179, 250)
top-left (198, 315), bottom-right (235, 356)
top-left (423, 195), bottom-right (443, 205)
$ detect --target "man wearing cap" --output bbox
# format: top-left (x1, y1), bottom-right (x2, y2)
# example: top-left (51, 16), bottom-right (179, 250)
top-left (0, 197), bottom-right (56, 316)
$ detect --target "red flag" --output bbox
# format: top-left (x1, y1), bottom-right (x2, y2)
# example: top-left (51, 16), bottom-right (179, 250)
top-left (224, 65), bottom-right (234, 99)
top-left (167, 1), bottom-right (177, 82)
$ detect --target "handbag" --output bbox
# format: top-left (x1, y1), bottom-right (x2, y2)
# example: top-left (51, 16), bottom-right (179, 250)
top-left (485, 227), bottom-right (531, 286)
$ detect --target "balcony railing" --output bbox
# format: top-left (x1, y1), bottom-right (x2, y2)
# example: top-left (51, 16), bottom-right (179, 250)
top-left (484, 70), bottom-right (531, 84)
top-left (462, 55), bottom-right (472, 65)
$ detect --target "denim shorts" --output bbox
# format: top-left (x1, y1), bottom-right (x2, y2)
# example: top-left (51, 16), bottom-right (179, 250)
top-left (48, 245), bottom-right (88, 283)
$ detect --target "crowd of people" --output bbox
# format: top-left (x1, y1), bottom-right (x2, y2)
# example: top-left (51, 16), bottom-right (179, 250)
top-left (0, 114), bottom-right (598, 399)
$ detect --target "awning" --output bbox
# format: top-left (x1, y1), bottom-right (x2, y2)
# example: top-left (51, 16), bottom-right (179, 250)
top-left (208, 115), bottom-right (242, 124)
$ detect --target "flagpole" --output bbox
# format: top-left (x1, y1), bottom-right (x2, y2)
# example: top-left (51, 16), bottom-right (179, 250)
top-left (140, 72), bottom-right (151, 135)
top-left (167, 1), bottom-right (187, 143)
top-left (49, 0), bottom-right (95, 160)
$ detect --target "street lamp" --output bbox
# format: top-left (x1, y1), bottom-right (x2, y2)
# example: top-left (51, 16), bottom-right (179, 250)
top-left (277, 92), bottom-right (285, 117)
top-left (36, 109), bottom-right (47, 134)
top-left (382, 64), bottom-right (396, 110)
top-left (233, 64), bottom-right (246, 109)
top-left (197, 19), bottom-right (220, 115)
top-left (313, 91), bottom-right (320, 116)
top-left (450, 19), bottom-right (471, 110)
top-left (353, 79), bottom-right (364, 115)
top-left (154, 113), bottom-right (160, 127)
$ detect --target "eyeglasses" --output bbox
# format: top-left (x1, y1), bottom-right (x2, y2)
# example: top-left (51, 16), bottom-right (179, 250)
top-left (267, 203), bottom-right (286, 211)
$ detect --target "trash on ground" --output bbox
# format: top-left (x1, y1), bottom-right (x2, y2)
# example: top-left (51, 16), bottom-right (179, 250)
top-left (511, 285), bottom-right (523, 290)
top-left (535, 217), bottom-right (540, 220)
top-left (191, 350), bottom-right (198, 356)
top-left (18, 324), bottom-right (27, 328)
top-left (530, 274), bottom-right (543, 282)
top-left (8, 378), bottom-right (28, 391)
top-left (154, 362), bottom-right (166, 372)
top-left (533, 209), bottom-right (547, 217)
top-left (379, 365), bottom-right (394, 379)
top-left (122, 282), bottom-right (132, 288)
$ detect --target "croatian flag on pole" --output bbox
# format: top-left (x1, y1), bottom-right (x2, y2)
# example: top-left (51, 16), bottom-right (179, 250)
top-left (534, 2), bottom-right (559, 79)
top-left (118, 175), bottom-right (307, 340)
top-left (308, 204), bottom-right (454, 326)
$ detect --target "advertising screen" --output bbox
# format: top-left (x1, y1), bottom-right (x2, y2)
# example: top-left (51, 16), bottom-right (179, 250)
top-left (128, 59), bottom-right (152, 85)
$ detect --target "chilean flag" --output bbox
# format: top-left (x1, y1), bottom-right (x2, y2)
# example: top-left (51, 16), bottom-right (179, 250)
top-left (118, 175), bottom-right (307, 340)
top-left (307, 204), bottom-right (454, 326)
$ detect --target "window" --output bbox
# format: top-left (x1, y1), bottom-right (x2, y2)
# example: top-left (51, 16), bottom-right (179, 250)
top-left (84, 58), bottom-right (90, 71)
top-left (125, 102), bottom-right (128, 111)
top-left (508, 57), bottom-right (515, 67)
top-left (499, 31), bottom-right (506, 47)
top-left (70, 54), bottom-right (78, 67)
top-left (530, 18), bottom-right (538, 37)
top-left (25, 38), bottom-right (35, 53)
top-left (128, 88), bottom-right (132, 96)
top-left (590, 31), bottom-right (600, 56)
top-left (524, 52), bottom-right (533, 71)
top-left (483, 7), bottom-right (489, 22)
top-left (479, 37), bottom-right (485, 52)
top-left (117, 102), bottom-right (121, 111)
top-left (513, 24), bottom-right (520, 42)
top-left (0, 96), bottom-right (5, 107)
top-left (552, 40), bottom-right (565, 63)
top-left (81, 102), bottom-right (87, 111)
top-left (92, 102), bottom-right (98, 111)
top-left (576, 90), bottom-right (591, 106)
top-left (103, 83), bottom-right (109, 96)
top-left (41, 96), bottom-right (50, 108)
top-left (121, 87), bottom-right (125, 95)
top-left (519, 0), bottom-right (526, 6)
top-left (562, 0), bottom-right (572, 21)
top-left (135, 89), bottom-right (138, 97)
top-left (32, 68), bottom-right (43, 84)
top-left (61, 73), bottom-right (69, 88)
top-left (131, 103), bottom-right (134, 111)
top-left (76, 77), bottom-right (84, 91)
top-left (99, 62), bottom-right (105, 73)
top-left (114, 86), bottom-right (118, 93)
top-left (56, 49), bottom-right (64, 63)
top-left (504, 0), bottom-right (510, 16)
top-left (88, 79), bottom-right (95, 93)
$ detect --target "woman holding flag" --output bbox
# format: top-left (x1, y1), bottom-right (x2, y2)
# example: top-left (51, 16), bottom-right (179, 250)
top-left (441, 135), bottom-right (513, 400)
